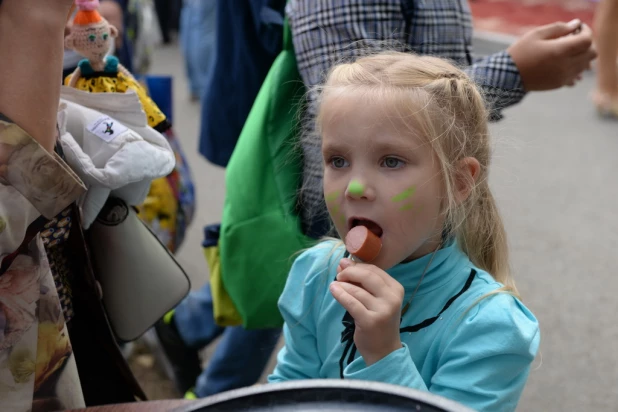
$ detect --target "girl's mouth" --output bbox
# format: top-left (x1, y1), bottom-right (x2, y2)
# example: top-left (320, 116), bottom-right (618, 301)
top-left (349, 218), bottom-right (383, 238)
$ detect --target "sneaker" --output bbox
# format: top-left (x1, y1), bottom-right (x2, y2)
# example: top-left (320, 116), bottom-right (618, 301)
top-left (150, 310), bottom-right (202, 394)
top-left (184, 388), bottom-right (198, 400)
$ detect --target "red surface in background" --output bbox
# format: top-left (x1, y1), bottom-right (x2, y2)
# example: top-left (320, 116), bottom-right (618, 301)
top-left (469, 0), bottom-right (597, 35)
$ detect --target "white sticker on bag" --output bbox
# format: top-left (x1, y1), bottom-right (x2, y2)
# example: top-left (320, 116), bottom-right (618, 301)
top-left (87, 116), bottom-right (128, 143)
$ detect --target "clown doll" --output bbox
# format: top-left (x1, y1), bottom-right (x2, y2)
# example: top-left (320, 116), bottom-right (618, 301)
top-left (64, 0), bottom-right (166, 128)
top-left (65, 0), bottom-right (135, 85)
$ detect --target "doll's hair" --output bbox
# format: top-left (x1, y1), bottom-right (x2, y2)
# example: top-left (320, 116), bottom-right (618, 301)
top-left (73, 10), bottom-right (103, 25)
top-left (73, 0), bottom-right (103, 26)
top-left (315, 52), bottom-right (515, 293)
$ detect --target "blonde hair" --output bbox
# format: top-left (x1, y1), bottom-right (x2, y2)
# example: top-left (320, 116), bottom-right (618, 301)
top-left (315, 52), bottom-right (517, 295)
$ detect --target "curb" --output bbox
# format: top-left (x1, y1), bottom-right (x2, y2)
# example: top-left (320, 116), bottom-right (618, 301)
top-left (473, 30), bottom-right (518, 55)
top-left (474, 30), bottom-right (518, 47)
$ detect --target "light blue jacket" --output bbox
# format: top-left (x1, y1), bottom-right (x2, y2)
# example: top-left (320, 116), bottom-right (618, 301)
top-left (269, 241), bottom-right (540, 411)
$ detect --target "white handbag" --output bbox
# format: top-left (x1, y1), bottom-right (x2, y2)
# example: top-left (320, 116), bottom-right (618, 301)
top-left (87, 197), bottom-right (191, 342)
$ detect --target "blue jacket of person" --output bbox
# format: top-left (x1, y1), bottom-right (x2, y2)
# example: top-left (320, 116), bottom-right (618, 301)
top-left (199, 0), bottom-right (286, 168)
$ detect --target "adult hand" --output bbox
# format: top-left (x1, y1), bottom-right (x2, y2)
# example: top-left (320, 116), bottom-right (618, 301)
top-left (330, 258), bottom-right (404, 366)
top-left (507, 19), bottom-right (597, 91)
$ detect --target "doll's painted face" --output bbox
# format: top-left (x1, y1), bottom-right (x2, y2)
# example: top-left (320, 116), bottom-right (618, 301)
top-left (65, 20), bottom-right (118, 62)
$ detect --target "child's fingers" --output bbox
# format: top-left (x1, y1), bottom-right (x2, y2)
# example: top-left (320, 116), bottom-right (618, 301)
top-left (330, 282), bottom-right (369, 319)
top-left (339, 263), bottom-right (402, 296)
top-left (333, 281), bottom-right (378, 311)
top-left (337, 266), bottom-right (386, 297)
top-left (364, 264), bottom-right (404, 291)
top-left (340, 257), bottom-right (354, 268)
top-left (337, 257), bottom-right (354, 274)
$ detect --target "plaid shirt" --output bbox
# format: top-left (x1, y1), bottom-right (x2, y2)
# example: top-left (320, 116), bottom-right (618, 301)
top-left (287, 0), bottom-right (526, 237)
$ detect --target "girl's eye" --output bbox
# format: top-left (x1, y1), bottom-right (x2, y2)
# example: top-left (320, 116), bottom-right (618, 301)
top-left (102, 33), bottom-right (109, 40)
top-left (330, 157), bottom-right (349, 169)
top-left (382, 157), bottom-right (405, 169)
top-left (88, 34), bottom-right (96, 42)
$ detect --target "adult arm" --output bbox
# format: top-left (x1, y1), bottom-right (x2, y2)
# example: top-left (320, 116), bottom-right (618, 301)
top-left (0, 0), bottom-right (74, 152)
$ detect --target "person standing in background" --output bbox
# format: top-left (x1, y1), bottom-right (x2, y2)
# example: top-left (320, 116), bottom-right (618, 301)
top-left (179, 0), bottom-right (217, 102)
top-left (198, 0), bottom-right (287, 167)
top-left (154, 0), bottom-right (181, 44)
top-left (0, 5), bottom-right (86, 409)
top-left (592, 0), bottom-right (618, 117)
top-left (154, 0), bottom-right (286, 399)
top-left (0, 0), bottom-right (145, 408)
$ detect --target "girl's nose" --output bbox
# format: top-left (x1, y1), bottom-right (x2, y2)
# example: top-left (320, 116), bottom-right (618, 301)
top-left (345, 179), bottom-right (376, 201)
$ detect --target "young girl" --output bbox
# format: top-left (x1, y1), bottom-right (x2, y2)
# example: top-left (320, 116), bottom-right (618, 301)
top-left (268, 52), bottom-right (540, 411)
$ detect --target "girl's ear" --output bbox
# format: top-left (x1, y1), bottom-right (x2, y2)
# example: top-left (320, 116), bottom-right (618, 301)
top-left (109, 24), bottom-right (119, 38)
top-left (454, 157), bottom-right (481, 205)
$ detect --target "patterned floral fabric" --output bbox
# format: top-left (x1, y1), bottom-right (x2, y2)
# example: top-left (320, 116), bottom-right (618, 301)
top-left (0, 114), bottom-right (86, 411)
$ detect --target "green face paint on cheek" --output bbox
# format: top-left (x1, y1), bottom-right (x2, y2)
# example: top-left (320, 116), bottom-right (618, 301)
top-left (348, 180), bottom-right (365, 196)
top-left (325, 191), bottom-right (341, 203)
top-left (391, 186), bottom-right (416, 203)
top-left (325, 191), bottom-right (345, 224)
top-left (329, 211), bottom-right (346, 226)
top-left (339, 213), bottom-right (347, 226)
top-left (399, 203), bottom-right (414, 211)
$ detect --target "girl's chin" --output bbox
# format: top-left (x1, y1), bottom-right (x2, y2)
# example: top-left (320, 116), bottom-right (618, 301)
top-left (367, 255), bottom-right (395, 270)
